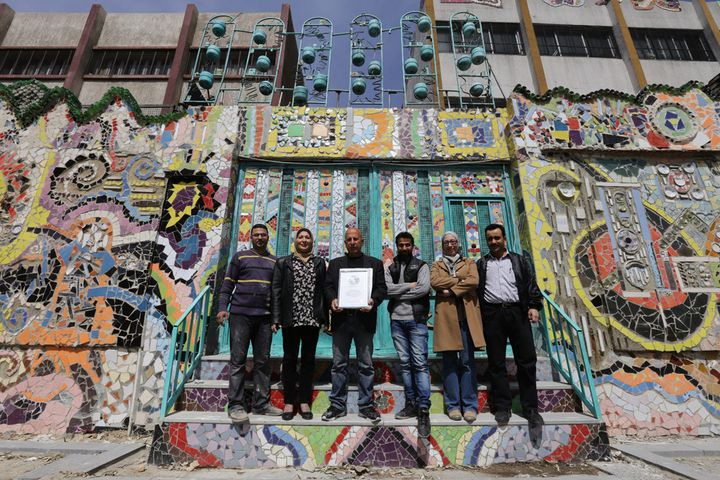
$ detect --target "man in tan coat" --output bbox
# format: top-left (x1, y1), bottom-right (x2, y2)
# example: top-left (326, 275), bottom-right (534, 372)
top-left (430, 231), bottom-right (485, 422)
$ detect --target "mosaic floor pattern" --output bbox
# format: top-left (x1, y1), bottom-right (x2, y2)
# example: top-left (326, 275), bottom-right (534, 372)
top-left (149, 420), bottom-right (607, 468)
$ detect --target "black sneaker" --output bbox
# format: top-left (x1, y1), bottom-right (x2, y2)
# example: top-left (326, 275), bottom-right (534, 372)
top-left (495, 410), bottom-right (511, 427)
top-left (321, 406), bottom-right (347, 421)
top-left (358, 406), bottom-right (381, 423)
top-left (395, 403), bottom-right (417, 420)
top-left (525, 409), bottom-right (544, 431)
top-left (417, 408), bottom-right (431, 438)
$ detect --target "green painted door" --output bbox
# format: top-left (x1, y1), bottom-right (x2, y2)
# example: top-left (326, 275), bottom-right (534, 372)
top-left (444, 197), bottom-right (514, 259)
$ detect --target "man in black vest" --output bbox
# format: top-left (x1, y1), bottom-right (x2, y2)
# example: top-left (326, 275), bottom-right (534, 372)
top-left (323, 228), bottom-right (387, 423)
top-left (385, 232), bottom-right (432, 438)
top-left (476, 223), bottom-right (544, 434)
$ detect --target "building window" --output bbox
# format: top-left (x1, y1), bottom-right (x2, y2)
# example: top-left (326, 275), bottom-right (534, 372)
top-left (435, 22), bottom-right (524, 55)
top-left (631, 29), bottom-right (716, 61)
top-left (87, 49), bottom-right (174, 76)
top-left (0, 49), bottom-right (74, 76)
top-left (536, 25), bottom-right (620, 58)
top-left (482, 23), bottom-right (525, 56)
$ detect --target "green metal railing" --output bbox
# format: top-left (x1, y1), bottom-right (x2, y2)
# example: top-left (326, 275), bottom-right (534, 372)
top-left (218, 320), bottom-right (230, 355)
top-left (540, 291), bottom-right (601, 419)
top-left (160, 286), bottom-right (211, 418)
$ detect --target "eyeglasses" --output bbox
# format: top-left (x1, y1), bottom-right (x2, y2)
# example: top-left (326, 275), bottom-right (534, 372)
top-left (442, 240), bottom-right (458, 245)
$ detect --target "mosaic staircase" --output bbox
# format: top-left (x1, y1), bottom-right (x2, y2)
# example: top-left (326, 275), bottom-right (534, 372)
top-left (148, 354), bottom-right (608, 468)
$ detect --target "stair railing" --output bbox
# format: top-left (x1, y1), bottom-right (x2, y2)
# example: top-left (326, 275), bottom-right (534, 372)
top-left (218, 321), bottom-right (230, 354)
top-left (540, 291), bottom-right (601, 419)
top-left (160, 285), bottom-right (211, 418)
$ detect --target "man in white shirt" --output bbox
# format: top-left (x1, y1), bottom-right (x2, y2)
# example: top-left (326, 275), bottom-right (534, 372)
top-left (476, 223), bottom-right (543, 434)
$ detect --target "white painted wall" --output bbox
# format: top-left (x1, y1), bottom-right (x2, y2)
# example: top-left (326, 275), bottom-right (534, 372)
top-left (641, 59), bottom-right (720, 85)
top-left (432, 0), bottom-right (521, 23)
top-left (439, 51), bottom-right (535, 99)
top-left (3, 13), bottom-right (88, 46)
top-left (620, 1), bottom-right (702, 29)
top-left (543, 56), bottom-right (635, 93)
top-left (79, 80), bottom-right (167, 105)
top-left (528, 1), bottom-right (612, 27)
top-left (97, 14), bottom-right (183, 47)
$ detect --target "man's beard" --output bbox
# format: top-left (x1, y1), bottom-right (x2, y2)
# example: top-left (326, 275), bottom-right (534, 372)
top-left (397, 252), bottom-right (412, 262)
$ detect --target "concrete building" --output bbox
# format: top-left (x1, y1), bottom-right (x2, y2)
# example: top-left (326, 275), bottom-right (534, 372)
top-left (429, 0), bottom-right (720, 105)
top-left (0, 3), bottom-right (297, 110)
top-left (3, 2), bottom-right (719, 111)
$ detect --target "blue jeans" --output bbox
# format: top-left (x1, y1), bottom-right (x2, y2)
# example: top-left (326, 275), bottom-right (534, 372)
top-left (391, 320), bottom-right (431, 409)
top-left (441, 321), bottom-right (478, 413)
top-left (329, 319), bottom-right (375, 410)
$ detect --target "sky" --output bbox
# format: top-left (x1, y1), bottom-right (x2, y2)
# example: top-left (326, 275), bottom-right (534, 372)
top-left (10, 0), bottom-right (425, 106)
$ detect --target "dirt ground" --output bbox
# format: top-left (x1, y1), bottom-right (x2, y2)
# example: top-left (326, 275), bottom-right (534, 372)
top-left (1, 429), bottom-right (716, 479)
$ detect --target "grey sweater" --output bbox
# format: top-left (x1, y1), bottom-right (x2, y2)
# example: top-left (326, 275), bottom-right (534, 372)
top-left (384, 263), bottom-right (431, 321)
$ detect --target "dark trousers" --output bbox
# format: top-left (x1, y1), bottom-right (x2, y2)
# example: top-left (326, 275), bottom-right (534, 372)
top-left (228, 314), bottom-right (272, 411)
top-left (481, 303), bottom-right (538, 414)
top-left (281, 325), bottom-right (320, 405)
top-left (330, 318), bottom-right (375, 410)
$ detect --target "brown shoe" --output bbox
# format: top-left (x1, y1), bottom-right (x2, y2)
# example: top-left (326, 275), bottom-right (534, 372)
top-left (463, 410), bottom-right (477, 423)
top-left (448, 409), bottom-right (462, 421)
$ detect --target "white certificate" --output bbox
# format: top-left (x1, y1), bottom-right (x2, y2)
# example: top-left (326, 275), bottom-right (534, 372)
top-left (338, 268), bottom-right (373, 309)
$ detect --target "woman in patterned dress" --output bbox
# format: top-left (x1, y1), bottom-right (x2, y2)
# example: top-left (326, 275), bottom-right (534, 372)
top-left (271, 228), bottom-right (328, 420)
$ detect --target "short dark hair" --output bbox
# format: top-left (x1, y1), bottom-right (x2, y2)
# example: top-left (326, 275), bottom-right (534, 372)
top-left (485, 223), bottom-right (505, 238)
top-left (251, 223), bottom-right (268, 233)
top-left (395, 231), bottom-right (414, 246)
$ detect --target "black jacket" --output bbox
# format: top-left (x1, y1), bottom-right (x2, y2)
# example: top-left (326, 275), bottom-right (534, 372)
top-left (476, 251), bottom-right (543, 313)
top-left (271, 255), bottom-right (328, 328)
top-left (324, 253), bottom-right (387, 334)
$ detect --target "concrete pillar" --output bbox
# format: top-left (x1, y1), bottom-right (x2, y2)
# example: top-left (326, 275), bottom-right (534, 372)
top-left (516, 0), bottom-right (548, 94)
top-left (606, 0), bottom-right (647, 91)
top-left (691, 0), bottom-right (720, 64)
top-left (274, 3), bottom-right (297, 106)
top-left (162, 4), bottom-right (198, 111)
top-left (0, 3), bottom-right (15, 45)
top-left (64, 4), bottom-right (106, 95)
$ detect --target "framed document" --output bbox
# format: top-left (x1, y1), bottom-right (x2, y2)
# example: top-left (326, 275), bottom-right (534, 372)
top-left (338, 268), bottom-right (373, 309)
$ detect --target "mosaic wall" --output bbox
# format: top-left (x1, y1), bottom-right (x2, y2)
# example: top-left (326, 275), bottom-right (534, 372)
top-left (132, 106), bottom-right (238, 426)
top-left (596, 355), bottom-right (720, 436)
top-left (150, 422), bottom-right (606, 468)
top-left (3, 80), bottom-right (718, 442)
top-left (0, 347), bottom-right (136, 434)
top-left (511, 86), bottom-right (720, 436)
top-left (233, 167), bottom-right (508, 263)
top-left (0, 82), bottom-right (517, 434)
top-left (242, 106), bottom-right (510, 161)
top-left (510, 89), bottom-right (719, 155)
top-left (0, 85), bottom-right (237, 432)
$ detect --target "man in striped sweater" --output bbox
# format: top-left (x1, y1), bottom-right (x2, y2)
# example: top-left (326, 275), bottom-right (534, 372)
top-left (217, 224), bottom-right (282, 422)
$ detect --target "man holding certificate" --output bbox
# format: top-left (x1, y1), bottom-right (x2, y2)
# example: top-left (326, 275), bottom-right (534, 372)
top-left (323, 228), bottom-right (387, 422)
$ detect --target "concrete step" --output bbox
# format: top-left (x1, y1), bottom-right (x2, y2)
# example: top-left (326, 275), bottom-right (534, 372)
top-left (179, 379), bottom-right (581, 415)
top-left (149, 410), bottom-right (607, 468)
top-left (197, 354), bottom-right (555, 383)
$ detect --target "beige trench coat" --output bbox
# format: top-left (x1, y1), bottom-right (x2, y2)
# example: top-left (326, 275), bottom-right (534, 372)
top-left (430, 258), bottom-right (486, 352)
